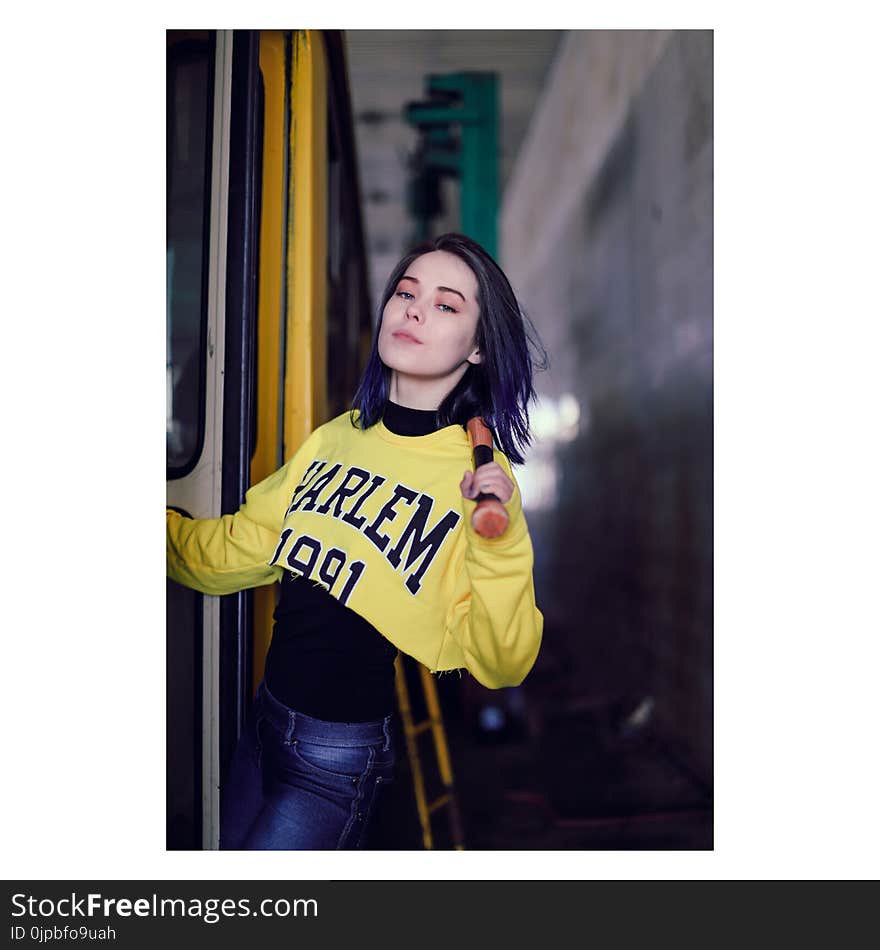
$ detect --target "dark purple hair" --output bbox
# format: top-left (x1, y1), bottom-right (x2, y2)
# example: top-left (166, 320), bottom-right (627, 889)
top-left (349, 233), bottom-right (546, 465)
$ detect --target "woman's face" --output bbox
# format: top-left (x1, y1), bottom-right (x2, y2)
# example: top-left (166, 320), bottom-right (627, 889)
top-left (377, 250), bottom-right (481, 408)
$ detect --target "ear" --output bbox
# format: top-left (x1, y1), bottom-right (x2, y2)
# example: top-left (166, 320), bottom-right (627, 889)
top-left (466, 346), bottom-right (481, 366)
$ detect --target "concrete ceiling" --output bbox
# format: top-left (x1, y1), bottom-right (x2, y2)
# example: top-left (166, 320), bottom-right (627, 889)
top-left (343, 29), bottom-right (563, 307)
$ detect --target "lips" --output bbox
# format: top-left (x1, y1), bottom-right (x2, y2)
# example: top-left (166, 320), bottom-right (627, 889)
top-left (392, 330), bottom-right (422, 344)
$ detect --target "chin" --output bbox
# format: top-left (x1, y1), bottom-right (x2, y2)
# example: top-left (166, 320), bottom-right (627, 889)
top-left (378, 345), bottom-right (421, 375)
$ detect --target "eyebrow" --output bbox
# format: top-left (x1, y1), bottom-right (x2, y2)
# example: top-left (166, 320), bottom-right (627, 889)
top-left (399, 275), bottom-right (466, 303)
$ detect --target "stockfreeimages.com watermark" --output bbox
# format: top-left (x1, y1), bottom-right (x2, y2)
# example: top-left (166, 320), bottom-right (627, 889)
top-left (11, 892), bottom-right (318, 928)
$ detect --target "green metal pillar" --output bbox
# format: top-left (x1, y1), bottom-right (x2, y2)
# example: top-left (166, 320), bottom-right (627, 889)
top-left (404, 72), bottom-right (499, 259)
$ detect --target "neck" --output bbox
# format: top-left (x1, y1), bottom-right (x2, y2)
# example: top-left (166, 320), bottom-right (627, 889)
top-left (388, 365), bottom-right (470, 411)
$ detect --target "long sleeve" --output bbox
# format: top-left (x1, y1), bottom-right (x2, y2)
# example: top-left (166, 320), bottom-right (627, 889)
top-left (443, 462), bottom-right (543, 689)
top-left (167, 432), bottom-right (318, 596)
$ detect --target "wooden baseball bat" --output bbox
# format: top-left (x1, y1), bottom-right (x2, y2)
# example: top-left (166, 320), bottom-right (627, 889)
top-left (466, 417), bottom-right (509, 539)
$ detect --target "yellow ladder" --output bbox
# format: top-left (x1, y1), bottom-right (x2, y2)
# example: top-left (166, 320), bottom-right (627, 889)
top-left (393, 654), bottom-right (466, 850)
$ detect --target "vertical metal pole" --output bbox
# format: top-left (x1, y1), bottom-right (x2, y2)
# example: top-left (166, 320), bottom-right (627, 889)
top-left (459, 73), bottom-right (498, 259)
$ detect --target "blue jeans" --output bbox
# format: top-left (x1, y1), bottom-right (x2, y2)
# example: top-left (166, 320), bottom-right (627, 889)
top-left (220, 682), bottom-right (396, 849)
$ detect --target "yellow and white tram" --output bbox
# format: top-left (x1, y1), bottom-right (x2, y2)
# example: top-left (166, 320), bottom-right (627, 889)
top-left (166, 29), bottom-right (371, 849)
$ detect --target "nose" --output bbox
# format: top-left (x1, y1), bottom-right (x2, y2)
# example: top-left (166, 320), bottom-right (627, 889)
top-left (405, 300), bottom-right (424, 322)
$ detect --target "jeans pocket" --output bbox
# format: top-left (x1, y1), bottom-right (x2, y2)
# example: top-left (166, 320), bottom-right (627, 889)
top-left (371, 747), bottom-right (396, 782)
top-left (290, 739), bottom-right (372, 781)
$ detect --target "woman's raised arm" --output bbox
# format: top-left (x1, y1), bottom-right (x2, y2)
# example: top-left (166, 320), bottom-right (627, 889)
top-left (444, 460), bottom-right (543, 688)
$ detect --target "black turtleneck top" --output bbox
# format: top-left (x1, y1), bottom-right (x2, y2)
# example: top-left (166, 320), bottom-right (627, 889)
top-left (263, 401), bottom-right (443, 722)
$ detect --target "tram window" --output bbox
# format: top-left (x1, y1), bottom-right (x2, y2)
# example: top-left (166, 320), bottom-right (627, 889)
top-left (167, 34), bottom-right (214, 476)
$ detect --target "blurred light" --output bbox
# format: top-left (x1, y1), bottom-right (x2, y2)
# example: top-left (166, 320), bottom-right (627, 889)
top-left (517, 458), bottom-right (557, 511)
top-left (530, 393), bottom-right (583, 443)
top-left (620, 696), bottom-right (655, 738)
top-left (478, 705), bottom-right (506, 732)
top-left (518, 393), bottom-right (588, 511)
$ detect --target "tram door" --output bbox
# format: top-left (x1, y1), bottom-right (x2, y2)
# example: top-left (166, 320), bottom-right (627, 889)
top-left (167, 28), bottom-right (369, 849)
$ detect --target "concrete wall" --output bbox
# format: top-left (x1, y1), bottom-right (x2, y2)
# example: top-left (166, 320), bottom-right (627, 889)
top-left (501, 30), bottom-right (713, 781)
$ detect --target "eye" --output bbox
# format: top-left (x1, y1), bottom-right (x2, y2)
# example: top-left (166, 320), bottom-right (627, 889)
top-left (437, 303), bottom-right (458, 313)
top-left (395, 291), bottom-right (414, 300)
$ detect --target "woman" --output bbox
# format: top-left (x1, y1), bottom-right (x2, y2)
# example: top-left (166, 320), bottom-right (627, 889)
top-left (167, 232), bottom-right (546, 849)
